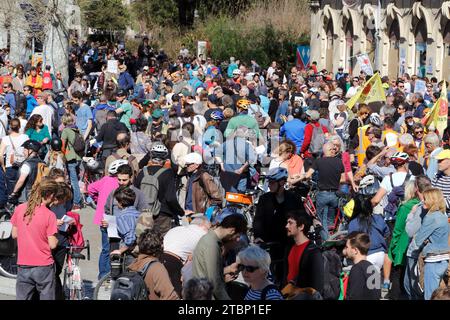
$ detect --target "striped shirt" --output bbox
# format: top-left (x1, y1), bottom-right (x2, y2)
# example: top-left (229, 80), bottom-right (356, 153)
top-left (116, 206), bottom-right (141, 247)
top-left (244, 288), bottom-right (284, 301)
top-left (432, 173), bottom-right (450, 215)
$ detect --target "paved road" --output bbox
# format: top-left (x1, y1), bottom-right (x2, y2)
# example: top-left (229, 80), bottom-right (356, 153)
top-left (0, 207), bottom-right (101, 300)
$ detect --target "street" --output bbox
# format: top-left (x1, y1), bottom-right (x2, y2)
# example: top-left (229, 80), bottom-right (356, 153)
top-left (0, 207), bottom-right (101, 300)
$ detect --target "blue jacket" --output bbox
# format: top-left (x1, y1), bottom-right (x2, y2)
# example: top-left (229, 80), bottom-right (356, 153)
top-left (414, 210), bottom-right (449, 258)
top-left (280, 119), bottom-right (306, 154)
top-left (118, 71), bottom-right (134, 91)
top-left (26, 95), bottom-right (38, 116)
top-left (116, 206), bottom-right (141, 247)
top-left (93, 103), bottom-right (115, 121)
top-left (275, 100), bottom-right (289, 124)
top-left (348, 214), bottom-right (390, 255)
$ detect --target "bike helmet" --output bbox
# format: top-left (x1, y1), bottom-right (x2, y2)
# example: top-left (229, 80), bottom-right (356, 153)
top-left (266, 167), bottom-right (288, 182)
top-left (21, 140), bottom-right (42, 153)
top-left (85, 158), bottom-right (101, 171)
top-left (50, 137), bottom-right (62, 152)
top-left (369, 113), bottom-right (383, 127)
top-left (108, 159), bottom-right (129, 175)
top-left (358, 175), bottom-right (381, 196)
top-left (236, 99), bottom-right (251, 110)
top-left (390, 152), bottom-right (409, 166)
top-left (150, 142), bottom-right (169, 161)
top-left (210, 110), bottom-right (224, 121)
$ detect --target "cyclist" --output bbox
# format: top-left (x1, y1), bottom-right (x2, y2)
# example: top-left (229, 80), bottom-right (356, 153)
top-left (253, 167), bottom-right (303, 285)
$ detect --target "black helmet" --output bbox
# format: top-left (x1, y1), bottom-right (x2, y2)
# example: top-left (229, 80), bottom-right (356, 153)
top-left (22, 140), bottom-right (42, 153)
top-left (50, 138), bottom-right (62, 151)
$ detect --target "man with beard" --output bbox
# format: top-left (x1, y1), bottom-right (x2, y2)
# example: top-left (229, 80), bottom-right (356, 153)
top-left (192, 213), bottom-right (247, 300)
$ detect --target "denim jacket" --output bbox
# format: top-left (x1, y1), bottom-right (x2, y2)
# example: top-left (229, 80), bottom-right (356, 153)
top-left (406, 203), bottom-right (425, 258)
top-left (414, 210), bottom-right (449, 258)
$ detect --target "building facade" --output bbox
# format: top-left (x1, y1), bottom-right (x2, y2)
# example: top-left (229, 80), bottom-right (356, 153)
top-left (309, 0), bottom-right (450, 81)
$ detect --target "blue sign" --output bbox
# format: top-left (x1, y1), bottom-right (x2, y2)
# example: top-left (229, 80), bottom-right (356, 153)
top-left (297, 45), bottom-right (311, 69)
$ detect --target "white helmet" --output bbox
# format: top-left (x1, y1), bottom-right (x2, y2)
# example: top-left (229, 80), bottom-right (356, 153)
top-left (108, 159), bottom-right (129, 175)
top-left (369, 113), bottom-right (383, 127)
top-left (150, 142), bottom-right (169, 160)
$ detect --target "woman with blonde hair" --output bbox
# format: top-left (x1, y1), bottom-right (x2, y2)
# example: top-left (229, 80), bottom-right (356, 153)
top-left (270, 139), bottom-right (303, 178)
top-left (414, 187), bottom-right (450, 300)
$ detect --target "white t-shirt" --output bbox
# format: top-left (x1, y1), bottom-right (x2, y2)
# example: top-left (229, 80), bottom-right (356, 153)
top-left (163, 224), bottom-right (207, 262)
top-left (1, 134), bottom-right (29, 168)
top-left (377, 171), bottom-right (415, 214)
top-left (30, 104), bottom-right (54, 131)
top-left (345, 86), bottom-right (360, 99)
top-left (19, 119), bottom-right (27, 134)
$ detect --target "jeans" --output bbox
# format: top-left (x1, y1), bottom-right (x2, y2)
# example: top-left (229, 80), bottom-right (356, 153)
top-left (98, 227), bottom-right (110, 280)
top-left (67, 160), bottom-right (81, 205)
top-left (424, 260), bottom-right (448, 300)
top-left (16, 265), bottom-right (56, 300)
top-left (5, 166), bottom-right (19, 196)
top-left (404, 257), bottom-right (423, 300)
top-left (315, 191), bottom-right (338, 240)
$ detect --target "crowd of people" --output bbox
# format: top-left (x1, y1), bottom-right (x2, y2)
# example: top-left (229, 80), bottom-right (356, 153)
top-left (0, 38), bottom-right (449, 301)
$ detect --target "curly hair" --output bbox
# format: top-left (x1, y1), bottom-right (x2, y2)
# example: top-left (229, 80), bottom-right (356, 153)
top-left (137, 228), bottom-right (164, 257)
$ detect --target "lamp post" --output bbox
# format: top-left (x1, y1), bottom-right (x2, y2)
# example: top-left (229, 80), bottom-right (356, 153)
top-left (374, 0), bottom-right (382, 72)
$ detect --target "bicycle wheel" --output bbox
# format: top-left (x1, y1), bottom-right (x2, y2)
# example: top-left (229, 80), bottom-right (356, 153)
top-left (93, 273), bottom-right (113, 300)
top-left (0, 255), bottom-right (18, 279)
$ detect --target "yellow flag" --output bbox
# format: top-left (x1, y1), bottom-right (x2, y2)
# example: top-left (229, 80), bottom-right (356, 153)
top-left (346, 73), bottom-right (387, 109)
top-left (422, 83), bottom-right (448, 137)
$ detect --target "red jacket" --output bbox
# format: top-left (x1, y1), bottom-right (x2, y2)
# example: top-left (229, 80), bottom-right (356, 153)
top-left (300, 122), bottom-right (329, 158)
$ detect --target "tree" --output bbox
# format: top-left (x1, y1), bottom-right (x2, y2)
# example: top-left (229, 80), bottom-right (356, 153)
top-left (83, 0), bottom-right (130, 33)
top-left (132, 0), bottom-right (178, 29)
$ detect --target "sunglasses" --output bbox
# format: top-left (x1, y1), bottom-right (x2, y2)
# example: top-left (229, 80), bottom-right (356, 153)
top-left (238, 264), bottom-right (259, 273)
top-left (397, 107), bottom-right (405, 110)
top-left (415, 131), bottom-right (424, 134)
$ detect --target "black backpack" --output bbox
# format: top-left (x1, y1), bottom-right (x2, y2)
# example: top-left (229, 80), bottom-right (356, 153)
top-left (68, 128), bottom-right (86, 157)
top-left (321, 249), bottom-right (342, 300)
top-left (110, 260), bottom-right (156, 300)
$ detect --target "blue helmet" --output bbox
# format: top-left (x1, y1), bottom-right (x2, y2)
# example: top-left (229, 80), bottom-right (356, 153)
top-left (210, 110), bottom-right (224, 121)
top-left (266, 167), bottom-right (288, 181)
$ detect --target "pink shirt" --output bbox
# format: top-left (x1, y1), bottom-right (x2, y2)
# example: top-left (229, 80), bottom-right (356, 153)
top-left (88, 176), bottom-right (119, 225)
top-left (11, 203), bottom-right (57, 266)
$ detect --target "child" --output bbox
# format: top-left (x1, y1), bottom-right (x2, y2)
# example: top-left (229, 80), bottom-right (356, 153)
top-left (109, 186), bottom-right (141, 256)
top-left (344, 232), bottom-right (381, 300)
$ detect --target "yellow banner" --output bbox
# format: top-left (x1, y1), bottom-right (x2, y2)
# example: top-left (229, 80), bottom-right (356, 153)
top-left (422, 83), bottom-right (448, 137)
top-left (346, 73), bottom-right (386, 109)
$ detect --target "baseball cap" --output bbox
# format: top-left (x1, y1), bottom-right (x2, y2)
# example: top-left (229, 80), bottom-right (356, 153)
top-left (436, 150), bottom-right (450, 160)
top-left (184, 152), bottom-right (203, 165)
top-left (305, 109), bottom-right (320, 120)
top-left (151, 109), bottom-right (164, 119)
top-left (143, 66), bottom-right (149, 71)
top-left (232, 69), bottom-right (241, 76)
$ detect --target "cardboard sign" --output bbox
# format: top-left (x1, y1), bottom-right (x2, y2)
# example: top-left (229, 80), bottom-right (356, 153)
top-left (107, 60), bottom-right (118, 74)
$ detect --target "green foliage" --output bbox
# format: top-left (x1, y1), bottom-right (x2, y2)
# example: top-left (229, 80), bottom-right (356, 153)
top-left (199, 16), bottom-right (309, 70)
top-left (132, 0), bottom-right (178, 28)
top-left (83, 0), bottom-right (130, 32)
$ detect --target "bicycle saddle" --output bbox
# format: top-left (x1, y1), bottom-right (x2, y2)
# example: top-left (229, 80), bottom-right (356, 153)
top-left (70, 252), bottom-right (86, 260)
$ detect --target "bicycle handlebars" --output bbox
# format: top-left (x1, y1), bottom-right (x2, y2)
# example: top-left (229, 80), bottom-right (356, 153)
top-left (66, 240), bottom-right (90, 261)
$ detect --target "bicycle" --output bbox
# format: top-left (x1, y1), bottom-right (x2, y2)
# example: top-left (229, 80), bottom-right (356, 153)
top-left (63, 240), bottom-right (90, 300)
top-left (0, 205), bottom-right (18, 279)
top-left (93, 253), bottom-right (134, 300)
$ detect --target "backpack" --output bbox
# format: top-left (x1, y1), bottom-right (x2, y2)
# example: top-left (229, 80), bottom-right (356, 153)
top-left (384, 172), bottom-right (411, 221)
top-left (110, 260), bottom-right (156, 300)
top-left (321, 249), bottom-right (342, 300)
top-left (66, 211), bottom-right (85, 249)
top-left (136, 167), bottom-right (169, 237)
top-left (341, 119), bottom-right (353, 142)
top-left (32, 162), bottom-right (50, 188)
top-left (14, 92), bottom-right (26, 115)
top-left (68, 128), bottom-right (86, 157)
top-left (308, 124), bottom-right (326, 155)
top-left (131, 102), bottom-right (142, 120)
top-left (259, 284), bottom-right (279, 300)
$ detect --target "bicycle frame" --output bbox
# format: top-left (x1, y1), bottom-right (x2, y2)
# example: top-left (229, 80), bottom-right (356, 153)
top-left (64, 240), bottom-right (90, 300)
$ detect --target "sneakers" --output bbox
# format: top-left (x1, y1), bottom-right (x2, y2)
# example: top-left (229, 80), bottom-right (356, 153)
top-left (72, 204), bottom-right (82, 211)
top-left (381, 282), bottom-right (391, 300)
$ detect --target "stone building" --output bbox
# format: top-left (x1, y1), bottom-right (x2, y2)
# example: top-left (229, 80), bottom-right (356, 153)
top-left (309, 0), bottom-right (450, 81)
top-left (0, 0), bottom-right (82, 82)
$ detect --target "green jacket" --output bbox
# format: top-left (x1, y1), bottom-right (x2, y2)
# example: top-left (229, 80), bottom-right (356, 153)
top-left (388, 198), bottom-right (420, 266)
top-left (192, 230), bottom-right (231, 300)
